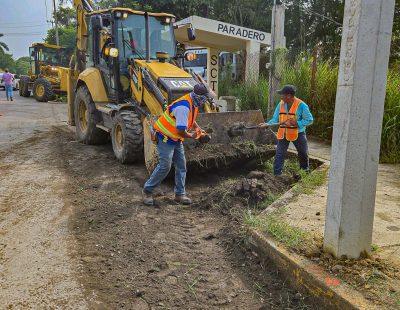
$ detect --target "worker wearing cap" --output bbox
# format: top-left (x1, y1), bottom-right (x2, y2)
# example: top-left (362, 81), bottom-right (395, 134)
top-left (142, 84), bottom-right (209, 206)
top-left (259, 85), bottom-right (313, 176)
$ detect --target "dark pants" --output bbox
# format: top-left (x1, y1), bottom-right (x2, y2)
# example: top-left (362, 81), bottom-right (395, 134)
top-left (274, 132), bottom-right (309, 176)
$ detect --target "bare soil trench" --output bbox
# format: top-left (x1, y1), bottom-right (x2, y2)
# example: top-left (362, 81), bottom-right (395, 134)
top-left (1, 126), bottom-right (320, 309)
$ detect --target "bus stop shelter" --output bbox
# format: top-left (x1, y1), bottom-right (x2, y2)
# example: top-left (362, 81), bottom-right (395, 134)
top-left (174, 15), bottom-right (285, 97)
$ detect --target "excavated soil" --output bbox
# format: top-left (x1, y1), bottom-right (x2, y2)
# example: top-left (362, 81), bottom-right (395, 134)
top-left (1, 125), bottom-right (322, 309)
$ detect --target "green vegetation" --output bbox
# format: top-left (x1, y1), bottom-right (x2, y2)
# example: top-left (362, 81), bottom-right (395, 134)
top-left (221, 52), bottom-right (400, 163)
top-left (263, 157), bottom-right (328, 195)
top-left (257, 192), bottom-right (281, 209)
top-left (0, 33), bottom-right (9, 54)
top-left (0, 52), bottom-right (30, 75)
top-left (244, 208), bottom-right (310, 250)
top-left (371, 244), bottom-right (380, 252)
top-left (293, 169), bottom-right (328, 195)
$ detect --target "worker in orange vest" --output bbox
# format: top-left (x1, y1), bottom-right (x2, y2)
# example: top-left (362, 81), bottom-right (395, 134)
top-left (259, 85), bottom-right (313, 176)
top-left (142, 84), bottom-right (209, 206)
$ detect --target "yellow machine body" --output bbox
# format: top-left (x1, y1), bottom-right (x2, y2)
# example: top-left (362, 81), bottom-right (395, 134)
top-left (68, 1), bottom-right (270, 172)
top-left (20, 42), bottom-right (71, 102)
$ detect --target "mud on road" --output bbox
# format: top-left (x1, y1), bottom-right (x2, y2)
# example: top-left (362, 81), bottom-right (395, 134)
top-left (1, 125), bottom-right (319, 309)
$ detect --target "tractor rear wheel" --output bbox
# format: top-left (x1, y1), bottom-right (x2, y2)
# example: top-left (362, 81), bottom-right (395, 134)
top-left (74, 85), bottom-right (108, 145)
top-left (111, 110), bottom-right (144, 164)
top-left (32, 78), bottom-right (53, 102)
top-left (19, 76), bottom-right (30, 97)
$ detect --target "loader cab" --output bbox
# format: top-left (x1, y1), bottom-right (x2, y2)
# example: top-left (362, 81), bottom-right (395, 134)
top-left (86, 9), bottom-right (176, 103)
top-left (29, 43), bottom-right (68, 76)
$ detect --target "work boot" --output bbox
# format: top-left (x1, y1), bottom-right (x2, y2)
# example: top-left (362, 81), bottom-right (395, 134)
top-left (174, 194), bottom-right (192, 205)
top-left (6, 97), bottom-right (9, 101)
top-left (10, 97), bottom-right (13, 101)
top-left (142, 189), bottom-right (154, 206)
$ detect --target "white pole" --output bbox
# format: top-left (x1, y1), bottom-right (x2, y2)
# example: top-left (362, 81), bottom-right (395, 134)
top-left (268, 0), bottom-right (277, 118)
top-left (324, 0), bottom-right (395, 258)
top-left (53, 0), bottom-right (60, 46)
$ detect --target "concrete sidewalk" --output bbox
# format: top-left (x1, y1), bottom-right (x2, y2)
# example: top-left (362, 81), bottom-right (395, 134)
top-left (287, 137), bottom-right (400, 267)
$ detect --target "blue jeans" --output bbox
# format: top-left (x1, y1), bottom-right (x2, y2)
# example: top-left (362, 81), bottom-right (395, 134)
top-left (274, 132), bottom-right (309, 175)
top-left (144, 140), bottom-right (187, 195)
top-left (5, 85), bottom-right (13, 99)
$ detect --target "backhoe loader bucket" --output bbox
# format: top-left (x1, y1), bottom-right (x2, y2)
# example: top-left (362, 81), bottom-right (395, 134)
top-left (144, 110), bottom-right (277, 174)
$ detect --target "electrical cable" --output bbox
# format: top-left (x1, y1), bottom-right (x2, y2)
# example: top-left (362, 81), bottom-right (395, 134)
top-left (0, 24), bottom-right (48, 29)
top-left (281, 1), bottom-right (342, 27)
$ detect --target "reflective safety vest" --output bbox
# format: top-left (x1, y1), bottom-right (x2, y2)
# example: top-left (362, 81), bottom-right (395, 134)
top-left (277, 97), bottom-right (302, 141)
top-left (154, 94), bottom-right (198, 142)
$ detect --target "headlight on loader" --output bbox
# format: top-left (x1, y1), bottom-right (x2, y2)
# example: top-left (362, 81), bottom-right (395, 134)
top-left (105, 47), bottom-right (119, 58)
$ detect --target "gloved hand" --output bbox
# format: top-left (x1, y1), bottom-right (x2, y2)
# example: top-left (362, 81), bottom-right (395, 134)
top-left (194, 127), bottom-right (211, 143)
top-left (194, 127), bottom-right (207, 139)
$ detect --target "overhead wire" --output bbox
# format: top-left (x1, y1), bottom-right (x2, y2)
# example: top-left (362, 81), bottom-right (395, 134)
top-left (280, 1), bottom-right (342, 27)
top-left (0, 24), bottom-right (49, 29)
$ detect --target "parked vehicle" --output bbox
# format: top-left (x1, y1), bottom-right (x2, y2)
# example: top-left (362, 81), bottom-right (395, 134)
top-left (0, 72), bottom-right (20, 90)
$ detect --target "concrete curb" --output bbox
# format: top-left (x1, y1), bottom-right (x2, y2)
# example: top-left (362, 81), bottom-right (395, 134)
top-left (249, 153), bottom-right (378, 309)
top-left (246, 229), bottom-right (377, 310)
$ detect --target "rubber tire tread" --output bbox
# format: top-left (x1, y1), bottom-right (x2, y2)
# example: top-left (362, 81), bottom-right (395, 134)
top-left (19, 76), bottom-right (30, 97)
top-left (32, 78), bottom-right (53, 102)
top-left (74, 86), bottom-right (108, 145)
top-left (112, 110), bottom-right (144, 164)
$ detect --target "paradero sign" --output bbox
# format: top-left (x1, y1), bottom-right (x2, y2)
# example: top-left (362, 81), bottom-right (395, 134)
top-left (217, 23), bottom-right (266, 42)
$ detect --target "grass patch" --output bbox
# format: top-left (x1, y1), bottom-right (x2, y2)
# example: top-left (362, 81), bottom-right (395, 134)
top-left (244, 209), bottom-right (310, 250)
top-left (263, 157), bottom-right (328, 196)
top-left (293, 169), bottom-right (328, 195)
top-left (257, 192), bottom-right (281, 208)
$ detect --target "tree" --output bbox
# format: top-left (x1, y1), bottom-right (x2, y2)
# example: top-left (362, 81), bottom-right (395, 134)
top-left (0, 51), bottom-right (16, 72)
top-left (15, 57), bottom-right (31, 75)
top-left (390, 0), bottom-right (400, 63)
top-left (55, 6), bottom-right (76, 27)
top-left (0, 33), bottom-right (9, 54)
top-left (45, 25), bottom-right (76, 52)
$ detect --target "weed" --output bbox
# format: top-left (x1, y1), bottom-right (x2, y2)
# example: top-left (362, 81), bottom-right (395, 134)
top-left (244, 209), bottom-right (310, 250)
top-left (263, 159), bottom-right (274, 174)
top-left (257, 192), bottom-right (281, 209)
top-left (371, 244), bottom-right (380, 252)
top-left (293, 169), bottom-right (328, 195)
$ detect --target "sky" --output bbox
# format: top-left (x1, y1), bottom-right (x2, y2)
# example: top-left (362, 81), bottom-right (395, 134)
top-left (0, 0), bottom-right (55, 59)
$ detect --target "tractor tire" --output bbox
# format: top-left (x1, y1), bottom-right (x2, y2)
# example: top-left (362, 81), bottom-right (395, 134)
top-left (111, 110), bottom-right (144, 164)
top-left (32, 78), bottom-right (53, 102)
top-left (19, 76), bottom-right (30, 97)
top-left (74, 85), bottom-right (108, 145)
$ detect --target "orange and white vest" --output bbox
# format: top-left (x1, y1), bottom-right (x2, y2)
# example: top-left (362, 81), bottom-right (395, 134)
top-left (277, 97), bottom-right (302, 141)
top-left (154, 93), bottom-right (198, 142)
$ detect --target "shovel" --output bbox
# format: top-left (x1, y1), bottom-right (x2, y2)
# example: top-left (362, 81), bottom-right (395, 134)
top-left (228, 122), bottom-right (280, 137)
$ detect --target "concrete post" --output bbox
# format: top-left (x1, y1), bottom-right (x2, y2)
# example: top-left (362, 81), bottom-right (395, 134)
top-left (207, 47), bottom-right (219, 98)
top-left (274, 5), bottom-right (285, 48)
top-left (268, 4), bottom-right (285, 117)
top-left (245, 40), bottom-right (260, 82)
top-left (323, 0), bottom-right (395, 258)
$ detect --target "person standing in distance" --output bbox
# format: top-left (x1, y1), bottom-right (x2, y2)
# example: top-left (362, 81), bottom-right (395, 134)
top-left (2, 69), bottom-right (14, 101)
top-left (259, 85), bottom-right (313, 176)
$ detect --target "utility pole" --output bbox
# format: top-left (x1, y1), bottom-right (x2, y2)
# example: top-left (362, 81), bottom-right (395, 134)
top-left (324, 0), bottom-right (395, 258)
top-left (52, 0), bottom-right (60, 46)
top-left (268, 0), bottom-right (277, 118)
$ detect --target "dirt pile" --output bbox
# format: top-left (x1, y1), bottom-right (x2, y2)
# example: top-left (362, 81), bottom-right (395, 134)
top-left (186, 142), bottom-right (275, 172)
top-left (194, 170), bottom-right (294, 216)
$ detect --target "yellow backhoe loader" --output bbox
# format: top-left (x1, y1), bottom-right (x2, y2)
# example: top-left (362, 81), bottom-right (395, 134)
top-left (68, 0), bottom-right (274, 173)
top-left (19, 43), bottom-right (70, 102)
